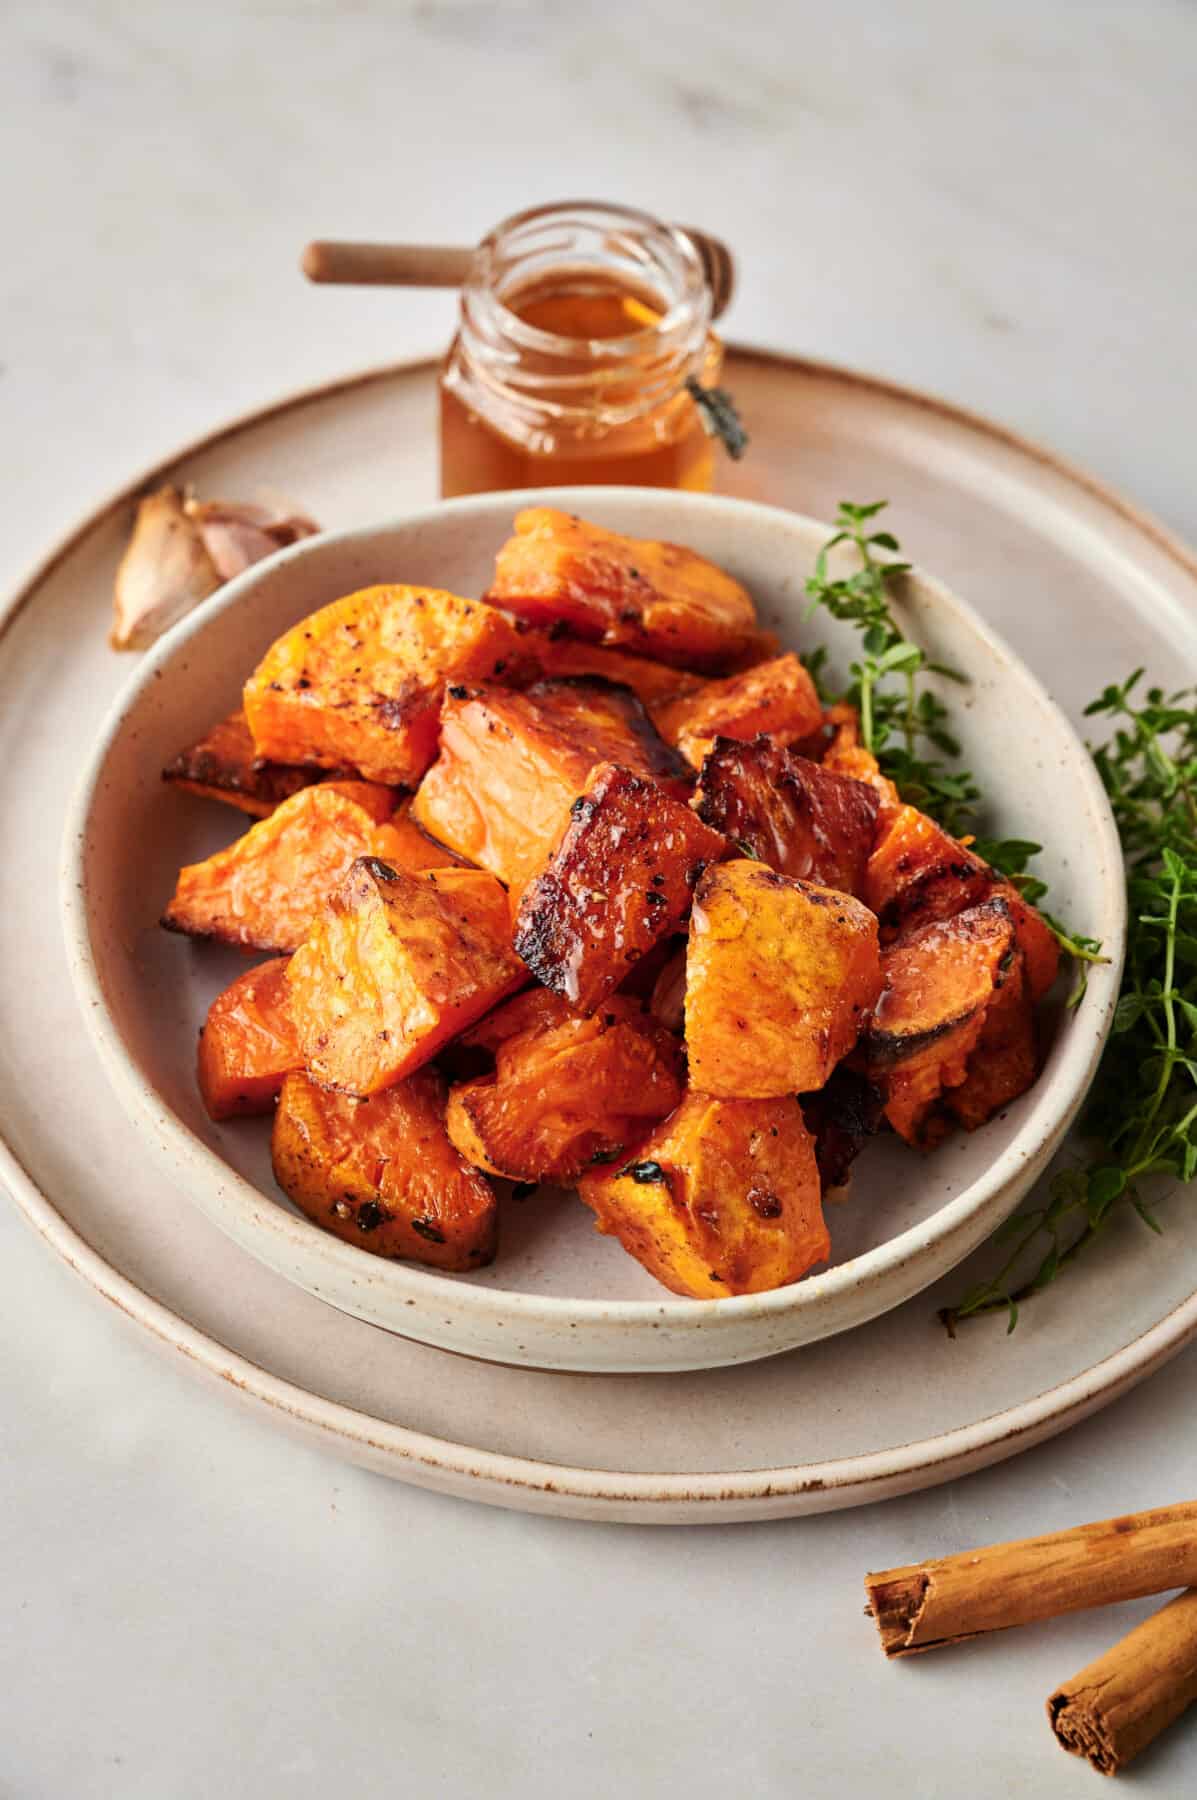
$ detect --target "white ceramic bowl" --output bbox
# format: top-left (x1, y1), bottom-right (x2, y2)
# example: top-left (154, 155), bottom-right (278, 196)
top-left (61, 489), bottom-right (1124, 1373)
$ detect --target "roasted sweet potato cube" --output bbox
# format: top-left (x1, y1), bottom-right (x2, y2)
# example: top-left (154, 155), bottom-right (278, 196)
top-left (486, 508), bottom-right (758, 670)
top-left (161, 780), bottom-right (397, 952)
top-left (695, 736), bottom-right (879, 895)
top-left (197, 957), bottom-right (300, 1119)
top-left (519, 631), bottom-right (702, 710)
top-left (577, 1092), bottom-right (828, 1297)
top-left (685, 861), bottom-right (882, 1098)
top-left (867, 803), bottom-right (1059, 1000)
top-left (652, 654), bottom-right (823, 768)
top-left (446, 997), bottom-right (683, 1183)
top-left (862, 897), bottom-right (1018, 1147)
top-left (410, 678), bottom-right (689, 898)
top-left (946, 948), bottom-right (1038, 1131)
top-left (865, 802), bottom-right (993, 928)
top-left (513, 763), bottom-right (727, 1011)
top-left (163, 709), bottom-right (322, 817)
top-left (272, 1069), bottom-right (497, 1270)
top-left (286, 859), bottom-right (524, 1094)
top-left (243, 585), bottom-right (533, 786)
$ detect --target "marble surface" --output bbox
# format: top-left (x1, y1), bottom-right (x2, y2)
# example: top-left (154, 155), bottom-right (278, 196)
top-left (3, 2), bottom-right (1197, 1794)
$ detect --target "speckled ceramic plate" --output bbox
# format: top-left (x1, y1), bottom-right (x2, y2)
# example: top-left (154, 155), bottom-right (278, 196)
top-left (4, 350), bottom-right (1197, 1514)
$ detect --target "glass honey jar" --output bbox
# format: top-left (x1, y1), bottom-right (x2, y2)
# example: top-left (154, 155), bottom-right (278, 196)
top-left (439, 201), bottom-right (725, 498)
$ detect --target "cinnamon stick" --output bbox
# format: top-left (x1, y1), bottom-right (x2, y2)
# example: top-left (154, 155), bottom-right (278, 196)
top-left (1048, 1588), bottom-right (1197, 1776)
top-left (865, 1501), bottom-right (1197, 1657)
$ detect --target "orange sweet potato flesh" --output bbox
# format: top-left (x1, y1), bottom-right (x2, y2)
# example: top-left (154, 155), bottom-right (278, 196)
top-left (577, 1092), bottom-right (829, 1297)
top-left (410, 678), bottom-right (690, 899)
top-left (163, 709), bottom-right (321, 817)
top-left (446, 997), bottom-right (683, 1183)
top-left (652, 654), bottom-right (823, 768)
top-left (286, 859), bottom-right (524, 1095)
top-left (947, 948), bottom-right (1038, 1131)
top-left (867, 803), bottom-right (1059, 1001)
top-left (161, 780), bottom-right (397, 952)
top-left (514, 762), bottom-right (728, 1011)
top-left (486, 508), bottom-right (759, 671)
top-left (694, 736), bottom-right (879, 896)
top-left (685, 860), bottom-right (882, 1098)
top-left (272, 1069), bottom-right (497, 1270)
top-left (368, 800), bottom-right (467, 873)
top-left (519, 631), bottom-right (701, 710)
top-left (197, 957), bottom-right (300, 1119)
top-left (862, 897), bottom-right (1018, 1147)
top-left (456, 987), bottom-right (574, 1057)
top-left (243, 585), bottom-right (534, 787)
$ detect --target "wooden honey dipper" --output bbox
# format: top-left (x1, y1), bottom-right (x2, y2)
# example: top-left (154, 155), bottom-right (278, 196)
top-left (301, 230), bottom-right (735, 319)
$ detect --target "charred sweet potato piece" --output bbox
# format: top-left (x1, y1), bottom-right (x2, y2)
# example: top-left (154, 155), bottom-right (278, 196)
top-left (800, 1068), bottom-right (886, 1191)
top-left (286, 859), bottom-right (524, 1095)
top-left (685, 861), bottom-right (882, 1098)
top-left (862, 897), bottom-right (1018, 1147)
top-left (946, 948), bottom-right (1038, 1131)
top-left (446, 997), bottom-right (683, 1183)
top-left (243, 585), bottom-right (533, 786)
top-left (514, 763), bottom-right (727, 1011)
top-left (272, 1069), bottom-right (497, 1270)
top-left (163, 710), bottom-right (322, 817)
top-left (520, 631), bottom-right (702, 710)
top-left (161, 780), bottom-right (397, 952)
top-left (410, 678), bottom-right (689, 898)
top-left (578, 1092), bottom-right (828, 1297)
top-left (531, 678), bottom-right (692, 789)
top-left (866, 803), bottom-right (1059, 1000)
top-left (486, 508), bottom-right (758, 670)
top-left (865, 803), bottom-right (992, 928)
top-left (652, 654), bottom-right (823, 769)
top-left (197, 957), bottom-right (300, 1120)
top-left (695, 736), bottom-right (879, 895)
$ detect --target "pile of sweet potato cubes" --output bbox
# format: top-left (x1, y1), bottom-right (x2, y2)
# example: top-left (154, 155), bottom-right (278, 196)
top-left (160, 508), bottom-right (1058, 1297)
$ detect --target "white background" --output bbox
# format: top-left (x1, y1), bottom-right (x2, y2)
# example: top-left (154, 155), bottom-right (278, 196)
top-left (3, 2), bottom-right (1197, 1793)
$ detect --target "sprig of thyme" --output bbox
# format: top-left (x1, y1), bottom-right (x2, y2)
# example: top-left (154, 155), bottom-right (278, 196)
top-left (805, 501), bottom-right (977, 834)
top-left (943, 673), bottom-right (1197, 1329)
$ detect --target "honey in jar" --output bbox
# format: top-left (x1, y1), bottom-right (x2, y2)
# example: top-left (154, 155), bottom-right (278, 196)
top-left (439, 202), bottom-right (724, 498)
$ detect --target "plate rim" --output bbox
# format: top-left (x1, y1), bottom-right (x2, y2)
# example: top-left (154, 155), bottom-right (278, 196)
top-left (5, 345), bottom-right (1197, 1517)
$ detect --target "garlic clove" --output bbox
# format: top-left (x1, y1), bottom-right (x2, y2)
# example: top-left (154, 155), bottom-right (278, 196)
top-left (110, 486), bottom-right (223, 650)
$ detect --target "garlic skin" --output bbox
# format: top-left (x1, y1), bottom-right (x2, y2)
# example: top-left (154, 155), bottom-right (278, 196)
top-left (183, 498), bottom-right (319, 582)
top-left (110, 486), bottom-right (223, 650)
top-left (111, 488), bottom-right (321, 651)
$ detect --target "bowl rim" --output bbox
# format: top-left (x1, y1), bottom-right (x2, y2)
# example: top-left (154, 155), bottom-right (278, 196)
top-left (60, 486), bottom-right (1127, 1333)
